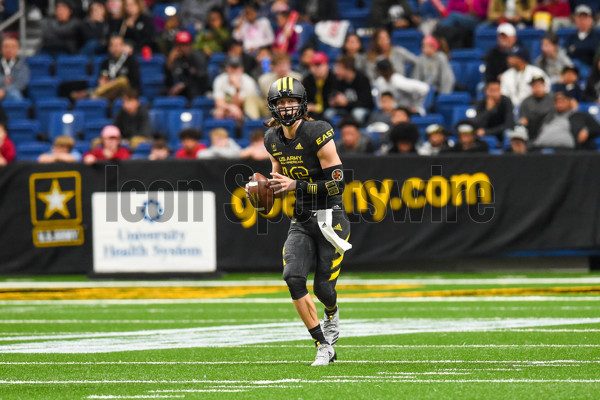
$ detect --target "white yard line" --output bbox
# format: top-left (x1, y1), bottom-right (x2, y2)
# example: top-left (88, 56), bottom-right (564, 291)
top-left (1, 296), bottom-right (600, 306)
top-left (2, 277), bottom-right (600, 289)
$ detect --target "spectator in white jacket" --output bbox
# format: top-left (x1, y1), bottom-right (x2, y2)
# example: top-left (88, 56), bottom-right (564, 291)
top-left (374, 58), bottom-right (430, 115)
top-left (501, 46), bottom-right (551, 106)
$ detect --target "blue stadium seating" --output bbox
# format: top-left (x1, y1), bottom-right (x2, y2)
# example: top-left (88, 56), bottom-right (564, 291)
top-left (556, 27), bottom-right (577, 47)
top-left (83, 118), bottom-right (111, 141)
top-left (149, 109), bottom-right (168, 134)
top-left (242, 119), bottom-right (267, 140)
top-left (449, 61), bottom-right (464, 89)
top-left (517, 28), bottom-right (545, 62)
top-left (75, 141), bottom-right (92, 154)
top-left (191, 96), bottom-right (215, 114)
top-left (2, 99), bottom-right (31, 121)
top-left (463, 61), bottom-right (484, 98)
top-left (480, 135), bottom-right (499, 149)
top-left (235, 138), bottom-right (250, 149)
top-left (16, 142), bottom-right (51, 161)
top-left (391, 29), bottom-right (423, 54)
top-left (140, 75), bottom-right (165, 101)
top-left (203, 118), bottom-right (237, 139)
top-left (411, 114), bottom-right (445, 140)
top-left (74, 99), bottom-right (108, 120)
top-left (34, 98), bottom-right (70, 133)
top-left (91, 55), bottom-right (105, 78)
top-left (450, 105), bottom-right (477, 133)
top-left (166, 110), bottom-right (204, 145)
top-left (28, 77), bottom-right (61, 101)
top-left (25, 55), bottom-right (53, 77)
top-left (340, 8), bottom-right (370, 29)
top-left (473, 27), bottom-right (498, 54)
top-left (48, 111), bottom-right (85, 140)
top-left (8, 120), bottom-right (40, 144)
top-left (55, 55), bottom-right (90, 81)
top-left (450, 49), bottom-right (484, 63)
top-left (209, 52), bottom-right (227, 67)
top-left (435, 92), bottom-right (471, 126)
top-left (138, 54), bottom-right (166, 77)
top-left (295, 23), bottom-right (315, 51)
top-left (153, 96), bottom-right (187, 111)
top-left (208, 64), bottom-right (221, 84)
top-left (132, 141), bottom-right (153, 159)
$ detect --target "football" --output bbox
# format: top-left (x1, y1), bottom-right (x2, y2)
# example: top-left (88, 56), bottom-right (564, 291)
top-left (247, 172), bottom-right (275, 214)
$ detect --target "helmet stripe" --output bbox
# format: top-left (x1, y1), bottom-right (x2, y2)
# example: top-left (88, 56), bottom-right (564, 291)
top-left (282, 77), bottom-right (288, 90)
top-left (288, 77), bottom-right (293, 91)
top-left (277, 78), bottom-right (282, 91)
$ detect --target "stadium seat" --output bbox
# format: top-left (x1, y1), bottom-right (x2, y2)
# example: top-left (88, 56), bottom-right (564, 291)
top-left (83, 118), bottom-right (111, 141)
top-left (411, 114), bottom-right (445, 140)
top-left (316, 42), bottom-right (342, 63)
top-left (242, 119), bottom-right (266, 140)
top-left (48, 111), bottom-right (85, 140)
top-left (153, 96), bottom-right (188, 111)
top-left (595, 137), bottom-right (600, 151)
top-left (473, 27), bottom-right (498, 54)
top-left (208, 64), bottom-right (221, 85)
top-left (480, 135), bottom-right (499, 149)
top-left (209, 52), bottom-right (226, 67)
top-left (8, 120), bottom-right (40, 144)
top-left (295, 23), bottom-right (315, 51)
top-left (74, 98), bottom-right (108, 120)
top-left (75, 140), bottom-right (92, 154)
top-left (138, 54), bottom-right (166, 77)
top-left (391, 29), bottom-right (423, 54)
top-left (91, 55), bottom-right (105, 78)
top-left (149, 109), bottom-right (168, 135)
top-left (25, 55), bottom-right (53, 77)
top-left (449, 61), bottom-right (464, 89)
top-left (28, 77), bottom-right (61, 101)
top-left (140, 75), bottom-right (165, 101)
top-left (2, 99), bottom-right (31, 121)
top-left (435, 92), bottom-right (471, 126)
top-left (203, 118), bottom-right (237, 139)
top-left (450, 105), bottom-right (477, 133)
top-left (517, 28), bottom-right (545, 62)
top-left (340, 8), bottom-right (370, 29)
top-left (556, 27), bottom-right (577, 47)
top-left (34, 97), bottom-right (70, 133)
top-left (55, 55), bottom-right (90, 81)
top-left (132, 141), bottom-right (153, 159)
top-left (16, 142), bottom-right (51, 161)
top-left (450, 49), bottom-right (484, 63)
top-left (191, 96), bottom-right (215, 114)
top-left (235, 138), bottom-right (249, 148)
top-left (463, 61), bottom-right (485, 98)
top-left (166, 110), bottom-right (204, 145)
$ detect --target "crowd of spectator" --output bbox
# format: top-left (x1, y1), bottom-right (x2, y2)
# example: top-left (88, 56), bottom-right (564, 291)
top-left (0, 0), bottom-right (600, 164)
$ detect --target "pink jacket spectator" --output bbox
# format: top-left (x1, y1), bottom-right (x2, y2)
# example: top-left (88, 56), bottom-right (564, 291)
top-left (446, 0), bottom-right (490, 19)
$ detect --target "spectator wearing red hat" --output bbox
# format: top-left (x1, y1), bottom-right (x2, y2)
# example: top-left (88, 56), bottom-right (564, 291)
top-left (83, 125), bottom-right (131, 164)
top-left (302, 51), bottom-right (337, 119)
top-left (166, 30), bottom-right (210, 101)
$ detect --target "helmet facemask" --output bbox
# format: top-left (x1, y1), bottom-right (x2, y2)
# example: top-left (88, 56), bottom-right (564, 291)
top-left (268, 97), bottom-right (306, 126)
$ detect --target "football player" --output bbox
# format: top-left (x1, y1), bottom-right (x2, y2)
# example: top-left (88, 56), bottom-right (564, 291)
top-left (264, 77), bottom-right (352, 366)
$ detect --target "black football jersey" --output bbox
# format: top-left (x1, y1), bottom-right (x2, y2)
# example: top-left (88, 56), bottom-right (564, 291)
top-left (264, 120), bottom-right (343, 215)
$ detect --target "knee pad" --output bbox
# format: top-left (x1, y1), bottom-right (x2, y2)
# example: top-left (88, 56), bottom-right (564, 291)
top-left (313, 280), bottom-right (337, 308)
top-left (284, 275), bottom-right (309, 300)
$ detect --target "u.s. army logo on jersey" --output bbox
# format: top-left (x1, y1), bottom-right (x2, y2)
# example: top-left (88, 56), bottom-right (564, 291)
top-left (295, 143), bottom-right (303, 150)
top-left (271, 142), bottom-right (277, 152)
top-left (29, 171), bottom-right (84, 247)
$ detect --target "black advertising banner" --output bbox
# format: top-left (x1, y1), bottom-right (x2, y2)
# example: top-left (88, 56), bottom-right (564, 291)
top-left (1, 154), bottom-right (599, 275)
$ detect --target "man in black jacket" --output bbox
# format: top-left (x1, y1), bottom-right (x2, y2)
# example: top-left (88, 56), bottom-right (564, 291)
top-left (166, 31), bottom-right (210, 101)
top-left (483, 23), bottom-right (528, 83)
top-left (328, 55), bottom-right (374, 124)
top-left (474, 79), bottom-right (514, 140)
top-left (565, 5), bottom-right (600, 67)
top-left (94, 35), bottom-right (141, 100)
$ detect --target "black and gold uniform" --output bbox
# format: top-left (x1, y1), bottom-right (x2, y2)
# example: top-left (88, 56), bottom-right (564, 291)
top-left (264, 111), bottom-right (351, 308)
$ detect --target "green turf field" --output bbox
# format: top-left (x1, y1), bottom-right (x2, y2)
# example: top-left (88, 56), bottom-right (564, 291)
top-left (1, 272), bottom-right (599, 399)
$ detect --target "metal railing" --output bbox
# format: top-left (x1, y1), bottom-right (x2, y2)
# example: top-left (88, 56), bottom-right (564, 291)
top-left (0, 0), bottom-right (27, 51)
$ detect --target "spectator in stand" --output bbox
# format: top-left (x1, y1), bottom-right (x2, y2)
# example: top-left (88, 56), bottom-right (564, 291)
top-left (166, 31), bottom-right (210, 101)
top-left (388, 122), bottom-right (419, 154)
top-left (535, 31), bottom-right (573, 84)
top-left (364, 28), bottom-right (418, 83)
top-left (193, 7), bottom-right (230, 56)
top-left (272, 11), bottom-right (298, 55)
top-left (532, 0), bottom-right (571, 30)
top-left (341, 33), bottom-right (368, 77)
top-left (83, 125), bottom-right (131, 164)
top-left (484, 23), bottom-right (526, 83)
top-left (584, 58), bottom-right (600, 103)
top-left (174, 128), bottom-right (206, 159)
top-left (296, 0), bottom-right (338, 24)
top-left (148, 139), bottom-right (170, 160)
top-left (80, 1), bottom-right (109, 56)
top-left (197, 127), bottom-right (241, 159)
top-left (411, 35), bottom-right (455, 95)
top-left (40, 0), bottom-right (81, 57)
top-left (335, 117), bottom-right (375, 155)
top-left (240, 129), bottom-right (270, 161)
top-left (505, 125), bottom-right (529, 154)
top-left (534, 88), bottom-right (600, 150)
top-left (213, 55), bottom-right (264, 122)
top-left (232, 2), bottom-right (275, 55)
top-left (391, 106), bottom-right (413, 125)
top-left (436, 0), bottom-right (489, 49)
top-left (487, 0), bottom-right (537, 26)
top-left (258, 52), bottom-right (302, 98)
top-left (106, 0), bottom-right (123, 26)
top-left (179, 0), bottom-right (224, 32)
top-left (225, 40), bottom-right (259, 79)
top-left (302, 51), bottom-right (337, 120)
top-left (560, 65), bottom-right (583, 102)
top-left (250, 47), bottom-right (273, 81)
top-left (0, 37), bottom-right (29, 101)
top-left (444, 120), bottom-right (489, 153)
top-left (0, 123), bottom-right (16, 166)
top-left (108, 0), bottom-right (155, 54)
top-left (565, 5), bottom-right (600, 67)
top-left (297, 45), bottom-right (315, 78)
top-left (366, 91), bottom-right (396, 127)
top-left (37, 135), bottom-right (82, 163)
top-left (418, 123), bottom-right (455, 155)
top-left (501, 46), bottom-right (551, 106)
top-left (374, 59), bottom-right (430, 115)
top-left (78, 35), bottom-right (141, 101)
top-left (113, 89), bottom-right (152, 144)
top-left (519, 75), bottom-right (554, 140)
top-left (474, 79), bottom-right (514, 140)
top-left (370, 0), bottom-right (419, 30)
top-left (327, 55), bottom-right (374, 124)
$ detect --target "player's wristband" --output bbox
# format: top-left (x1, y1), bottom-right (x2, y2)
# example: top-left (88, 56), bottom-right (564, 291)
top-left (296, 165), bottom-right (345, 197)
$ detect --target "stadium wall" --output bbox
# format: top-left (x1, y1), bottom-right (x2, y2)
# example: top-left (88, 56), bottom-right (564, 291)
top-left (2, 154), bottom-right (600, 274)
